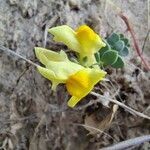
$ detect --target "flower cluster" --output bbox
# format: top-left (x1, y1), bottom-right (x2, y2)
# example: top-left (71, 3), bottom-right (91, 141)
top-left (35, 25), bottom-right (107, 107)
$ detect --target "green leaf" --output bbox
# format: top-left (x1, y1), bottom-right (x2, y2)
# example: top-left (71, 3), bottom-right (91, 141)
top-left (121, 38), bottom-right (129, 46)
top-left (107, 33), bottom-right (120, 45)
top-left (119, 34), bottom-right (130, 47)
top-left (113, 40), bottom-right (125, 51)
top-left (94, 53), bottom-right (100, 62)
top-left (119, 46), bottom-right (129, 57)
top-left (111, 56), bottom-right (124, 68)
top-left (99, 43), bottom-right (111, 57)
top-left (119, 34), bottom-right (124, 39)
top-left (101, 50), bottom-right (118, 65)
top-left (127, 43), bottom-right (130, 47)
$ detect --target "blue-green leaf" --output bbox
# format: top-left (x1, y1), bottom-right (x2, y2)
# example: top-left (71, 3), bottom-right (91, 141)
top-left (111, 56), bottom-right (124, 68)
top-left (121, 38), bottom-right (129, 46)
top-left (101, 50), bottom-right (118, 65)
top-left (107, 33), bottom-right (120, 45)
top-left (95, 53), bottom-right (100, 62)
top-left (99, 43), bottom-right (111, 57)
top-left (113, 40), bottom-right (125, 52)
top-left (119, 46), bottom-right (129, 56)
top-left (119, 34), bottom-right (124, 39)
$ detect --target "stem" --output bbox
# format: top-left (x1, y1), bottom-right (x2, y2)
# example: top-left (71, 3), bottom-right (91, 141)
top-left (91, 92), bottom-right (150, 120)
top-left (119, 13), bottom-right (150, 70)
top-left (0, 45), bottom-right (38, 67)
top-left (142, 30), bottom-right (150, 53)
top-left (100, 135), bottom-right (150, 150)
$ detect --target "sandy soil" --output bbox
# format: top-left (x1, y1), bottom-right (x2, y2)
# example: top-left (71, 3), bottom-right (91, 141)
top-left (0, 0), bottom-right (149, 149)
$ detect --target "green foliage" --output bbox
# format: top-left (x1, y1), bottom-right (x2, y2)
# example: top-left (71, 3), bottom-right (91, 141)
top-left (94, 53), bottom-right (100, 62)
top-left (95, 32), bottom-right (130, 69)
top-left (120, 46), bottom-right (129, 56)
top-left (113, 40), bottom-right (125, 52)
top-left (120, 34), bottom-right (130, 46)
top-left (99, 41), bottom-right (111, 57)
top-left (107, 33), bottom-right (119, 45)
top-left (119, 34), bottom-right (124, 39)
top-left (111, 56), bottom-right (124, 68)
top-left (101, 50), bottom-right (118, 65)
top-left (122, 38), bottom-right (129, 45)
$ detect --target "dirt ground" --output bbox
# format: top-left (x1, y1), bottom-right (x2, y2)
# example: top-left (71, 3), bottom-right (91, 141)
top-left (0, 0), bottom-right (149, 150)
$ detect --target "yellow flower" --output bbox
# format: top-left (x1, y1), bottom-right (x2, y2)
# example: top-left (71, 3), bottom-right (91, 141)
top-left (35, 47), bottom-right (106, 107)
top-left (66, 68), bottom-right (106, 107)
top-left (35, 47), bottom-right (83, 90)
top-left (48, 25), bottom-right (106, 66)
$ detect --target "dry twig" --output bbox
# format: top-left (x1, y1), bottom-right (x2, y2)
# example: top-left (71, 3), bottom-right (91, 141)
top-left (72, 123), bottom-right (116, 141)
top-left (119, 13), bottom-right (150, 70)
top-left (91, 92), bottom-right (150, 120)
top-left (0, 45), bottom-right (38, 67)
top-left (43, 15), bottom-right (59, 48)
top-left (100, 135), bottom-right (150, 150)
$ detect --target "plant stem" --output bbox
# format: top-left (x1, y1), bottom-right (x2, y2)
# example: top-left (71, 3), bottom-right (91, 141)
top-left (100, 135), bottom-right (150, 150)
top-left (0, 45), bottom-right (38, 67)
top-left (119, 13), bottom-right (150, 71)
top-left (91, 92), bottom-right (150, 120)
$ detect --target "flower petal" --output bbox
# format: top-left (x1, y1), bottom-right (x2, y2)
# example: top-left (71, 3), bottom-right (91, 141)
top-left (35, 48), bottom-right (86, 90)
top-left (35, 47), bottom-right (83, 80)
top-left (67, 96), bottom-right (82, 108)
top-left (37, 66), bottom-right (65, 90)
top-left (76, 25), bottom-right (106, 56)
top-left (35, 47), bottom-right (68, 65)
top-left (66, 68), bottom-right (106, 107)
top-left (48, 25), bottom-right (106, 66)
top-left (48, 25), bottom-right (80, 52)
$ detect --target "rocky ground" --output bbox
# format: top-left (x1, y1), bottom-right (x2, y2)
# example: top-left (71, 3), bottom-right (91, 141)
top-left (0, 0), bottom-right (149, 149)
